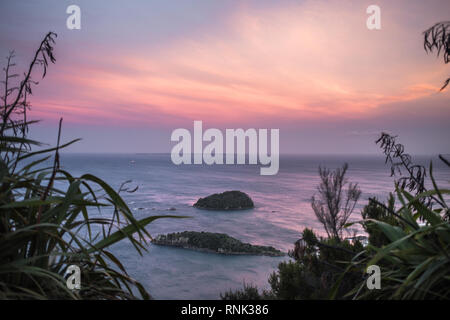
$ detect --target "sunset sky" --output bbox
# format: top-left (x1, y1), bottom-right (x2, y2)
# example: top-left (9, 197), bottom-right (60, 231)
top-left (0, 0), bottom-right (449, 154)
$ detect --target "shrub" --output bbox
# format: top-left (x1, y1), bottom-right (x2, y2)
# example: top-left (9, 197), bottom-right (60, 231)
top-left (221, 228), bottom-right (363, 300)
top-left (361, 194), bottom-right (398, 247)
top-left (335, 163), bottom-right (450, 299)
top-left (221, 283), bottom-right (267, 300)
top-left (311, 163), bottom-right (361, 241)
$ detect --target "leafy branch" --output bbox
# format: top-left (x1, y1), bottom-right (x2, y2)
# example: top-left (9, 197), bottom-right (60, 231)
top-left (423, 21), bottom-right (450, 91)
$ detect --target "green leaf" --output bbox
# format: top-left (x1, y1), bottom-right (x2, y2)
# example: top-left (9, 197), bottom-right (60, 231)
top-left (88, 215), bottom-right (189, 254)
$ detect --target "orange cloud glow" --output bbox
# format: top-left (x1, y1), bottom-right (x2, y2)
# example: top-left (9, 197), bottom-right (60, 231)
top-left (31, 0), bottom-right (449, 128)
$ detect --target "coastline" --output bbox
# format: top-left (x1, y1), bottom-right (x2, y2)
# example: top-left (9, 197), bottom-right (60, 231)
top-left (151, 241), bottom-right (286, 257)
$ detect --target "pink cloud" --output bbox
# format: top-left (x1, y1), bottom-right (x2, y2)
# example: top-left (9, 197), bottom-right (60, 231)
top-left (28, 0), bottom-right (450, 128)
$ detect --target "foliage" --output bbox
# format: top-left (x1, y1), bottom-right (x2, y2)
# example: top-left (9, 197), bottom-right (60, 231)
top-left (361, 194), bottom-right (397, 247)
top-left (423, 21), bottom-right (450, 91)
top-left (376, 133), bottom-right (434, 208)
top-left (222, 143), bottom-right (449, 301)
top-left (153, 231), bottom-right (283, 256)
top-left (0, 32), bottom-right (185, 299)
top-left (221, 282), bottom-right (268, 300)
top-left (266, 261), bottom-right (315, 299)
top-left (311, 163), bottom-right (361, 240)
top-left (331, 130), bottom-right (450, 300)
top-left (221, 228), bottom-right (363, 300)
top-left (335, 170), bottom-right (450, 299)
top-left (376, 132), bottom-right (448, 216)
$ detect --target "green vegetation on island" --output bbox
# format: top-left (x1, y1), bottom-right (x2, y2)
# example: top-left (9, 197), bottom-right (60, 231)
top-left (152, 231), bottom-right (285, 256)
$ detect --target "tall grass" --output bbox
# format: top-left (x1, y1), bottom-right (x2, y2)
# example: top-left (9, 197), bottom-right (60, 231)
top-left (0, 32), bottom-right (185, 299)
top-left (333, 161), bottom-right (450, 300)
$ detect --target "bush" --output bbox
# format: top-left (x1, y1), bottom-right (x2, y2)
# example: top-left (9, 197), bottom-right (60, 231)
top-left (311, 163), bottom-right (361, 241)
top-left (221, 283), bottom-right (267, 300)
top-left (336, 164), bottom-right (450, 299)
top-left (361, 194), bottom-right (398, 247)
top-left (222, 228), bottom-right (363, 300)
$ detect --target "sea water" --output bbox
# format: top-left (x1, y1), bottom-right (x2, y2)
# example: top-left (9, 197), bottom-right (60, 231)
top-left (58, 153), bottom-right (450, 299)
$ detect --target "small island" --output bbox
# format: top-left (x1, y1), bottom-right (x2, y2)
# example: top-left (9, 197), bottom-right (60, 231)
top-left (193, 191), bottom-right (254, 210)
top-left (152, 231), bottom-right (284, 256)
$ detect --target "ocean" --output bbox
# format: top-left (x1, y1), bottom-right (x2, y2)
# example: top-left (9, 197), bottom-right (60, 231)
top-left (58, 153), bottom-right (449, 299)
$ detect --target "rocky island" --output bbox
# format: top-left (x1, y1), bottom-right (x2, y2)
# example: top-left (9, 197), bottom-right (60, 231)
top-left (193, 191), bottom-right (254, 210)
top-left (152, 231), bottom-right (284, 256)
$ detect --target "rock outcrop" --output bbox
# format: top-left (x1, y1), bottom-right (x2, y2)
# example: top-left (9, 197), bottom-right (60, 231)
top-left (193, 191), bottom-right (254, 210)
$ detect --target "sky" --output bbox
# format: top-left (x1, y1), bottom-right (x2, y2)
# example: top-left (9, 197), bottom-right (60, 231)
top-left (0, 0), bottom-right (449, 154)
